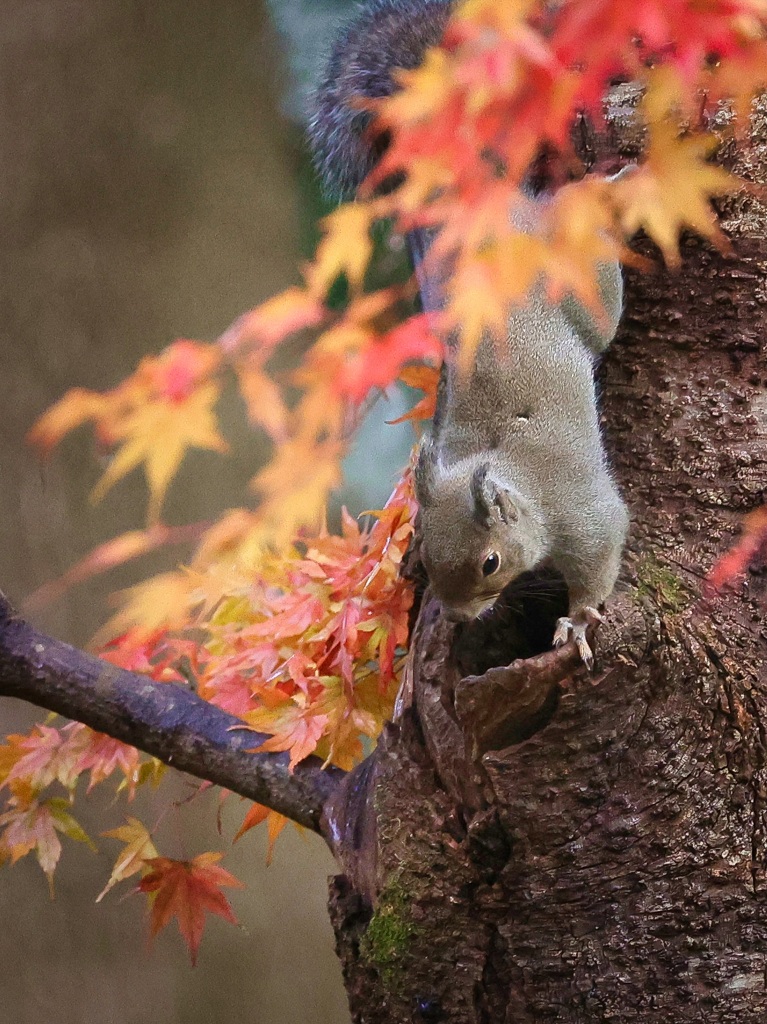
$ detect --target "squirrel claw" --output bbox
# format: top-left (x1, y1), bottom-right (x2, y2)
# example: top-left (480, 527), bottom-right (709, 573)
top-left (553, 607), bottom-right (603, 669)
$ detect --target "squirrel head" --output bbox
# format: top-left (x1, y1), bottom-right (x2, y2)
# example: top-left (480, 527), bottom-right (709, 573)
top-left (414, 444), bottom-right (546, 621)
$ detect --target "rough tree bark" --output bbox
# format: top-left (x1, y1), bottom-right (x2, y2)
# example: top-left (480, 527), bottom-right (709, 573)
top-left (1, 96), bottom-right (766, 1022)
top-left (321, 97), bottom-right (767, 1020)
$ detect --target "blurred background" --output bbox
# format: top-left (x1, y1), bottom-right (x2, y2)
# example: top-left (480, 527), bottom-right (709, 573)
top-left (0, 1), bottom-right (413, 1021)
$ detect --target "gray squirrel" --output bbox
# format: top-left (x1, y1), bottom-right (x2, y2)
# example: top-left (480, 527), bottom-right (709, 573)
top-left (309, 0), bottom-right (628, 666)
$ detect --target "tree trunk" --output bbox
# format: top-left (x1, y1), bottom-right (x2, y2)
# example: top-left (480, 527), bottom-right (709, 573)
top-left (323, 99), bottom-right (767, 1022)
top-left (2, 83), bottom-right (765, 1024)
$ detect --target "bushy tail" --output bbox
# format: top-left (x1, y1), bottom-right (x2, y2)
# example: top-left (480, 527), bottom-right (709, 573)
top-left (308, 0), bottom-right (454, 199)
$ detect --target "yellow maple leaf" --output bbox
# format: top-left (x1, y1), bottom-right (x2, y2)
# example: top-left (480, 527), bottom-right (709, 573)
top-left (613, 74), bottom-right (737, 267)
top-left (536, 180), bottom-right (627, 316)
top-left (456, 0), bottom-right (538, 33)
top-left (98, 817), bottom-right (158, 901)
top-left (614, 128), bottom-right (735, 266)
top-left (253, 438), bottom-right (345, 544)
top-left (307, 204), bottom-right (375, 296)
top-left (444, 255), bottom-right (510, 371)
top-left (290, 374), bottom-right (348, 448)
top-left (384, 47), bottom-right (454, 125)
top-left (91, 382), bottom-right (228, 524)
top-left (94, 571), bottom-right (194, 644)
top-left (190, 509), bottom-right (265, 570)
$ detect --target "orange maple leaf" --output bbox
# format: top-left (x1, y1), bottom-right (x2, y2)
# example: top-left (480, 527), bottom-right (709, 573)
top-left (707, 505), bottom-right (767, 594)
top-left (244, 702), bottom-right (330, 771)
top-left (233, 802), bottom-right (288, 866)
top-left (138, 852), bottom-right (244, 965)
top-left (389, 364), bottom-right (441, 424)
top-left (234, 361), bottom-right (290, 442)
top-left (218, 287), bottom-right (326, 354)
top-left (27, 388), bottom-right (110, 455)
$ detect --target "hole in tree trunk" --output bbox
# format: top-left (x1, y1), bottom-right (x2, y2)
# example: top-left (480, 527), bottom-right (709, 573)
top-left (452, 567), bottom-right (569, 677)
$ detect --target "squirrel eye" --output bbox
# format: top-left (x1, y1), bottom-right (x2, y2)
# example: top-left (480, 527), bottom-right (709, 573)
top-left (482, 552), bottom-right (500, 577)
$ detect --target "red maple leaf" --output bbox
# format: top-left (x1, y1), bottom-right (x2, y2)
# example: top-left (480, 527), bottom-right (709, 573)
top-left (137, 852), bottom-right (244, 965)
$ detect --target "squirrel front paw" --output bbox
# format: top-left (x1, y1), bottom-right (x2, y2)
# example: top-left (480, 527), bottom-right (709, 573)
top-left (552, 606), bottom-right (603, 669)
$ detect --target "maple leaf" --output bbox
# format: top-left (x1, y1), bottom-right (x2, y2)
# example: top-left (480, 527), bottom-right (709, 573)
top-left (28, 341), bottom-right (221, 460)
top-left (27, 388), bottom-right (109, 455)
top-left (444, 257), bottom-right (511, 368)
top-left (307, 204), bottom-right (375, 296)
top-left (0, 793), bottom-right (61, 882)
top-left (0, 742), bottom-right (23, 787)
top-left (244, 701), bottom-right (330, 771)
top-left (98, 629), bottom-right (180, 678)
top-left (335, 315), bottom-right (443, 404)
top-left (95, 572), bottom-right (195, 644)
top-left (74, 730), bottom-right (142, 798)
top-left (0, 790), bottom-right (94, 891)
top-left (385, 46), bottom-right (455, 125)
top-left (554, 0), bottom-right (767, 107)
top-left (303, 321), bottom-right (377, 393)
top-left (253, 438), bottom-right (345, 544)
top-left (98, 817), bottom-right (159, 901)
top-left (91, 381), bottom-right (228, 524)
top-left (613, 128), bottom-right (735, 266)
top-left (23, 524), bottom-right (211, 613)
top-left (146, 340), bottom-right (222, 403)
top-left (707, 505), bottom-right (767, 593)
top-left (611, 70), bottom-right (738, 267)
top-left (188, 508), bottom-right (263, 569)
top-left (138, 853), bottom-right (244, 965)
top-left (234, 361), bottom-right (289, 442)
top-left (290, 381), bottom-right (347, 449)
top-left (233, 802), bottom-right (288, 866)
top-left (3, 725), bottom-right (88, 793)
top-left (311, 676), bottom-right (382, 770)
top-left (388, 364), bottom-right (441, 424)
top-left (218, 287), bottom-right (326, 354)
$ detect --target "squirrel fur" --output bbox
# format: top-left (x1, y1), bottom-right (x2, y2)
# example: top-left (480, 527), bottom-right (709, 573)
top-left (309, 0), bottom-right (454, 199)
top-left (309, 0), bottom-right (628, 665)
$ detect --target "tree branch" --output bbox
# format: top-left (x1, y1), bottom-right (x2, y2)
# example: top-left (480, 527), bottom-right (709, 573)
top-left (0, 593), bottom-right (344, 834)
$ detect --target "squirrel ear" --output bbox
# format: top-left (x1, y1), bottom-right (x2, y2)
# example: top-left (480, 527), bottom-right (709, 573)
top-left (414, 436), bottom-right (440, 507)
top-left (471, 463), bottom-right (518, 527)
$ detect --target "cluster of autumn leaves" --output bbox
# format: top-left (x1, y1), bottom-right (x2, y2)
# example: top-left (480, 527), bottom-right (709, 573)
top-left (2, 0), bottom-right (767, 962)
